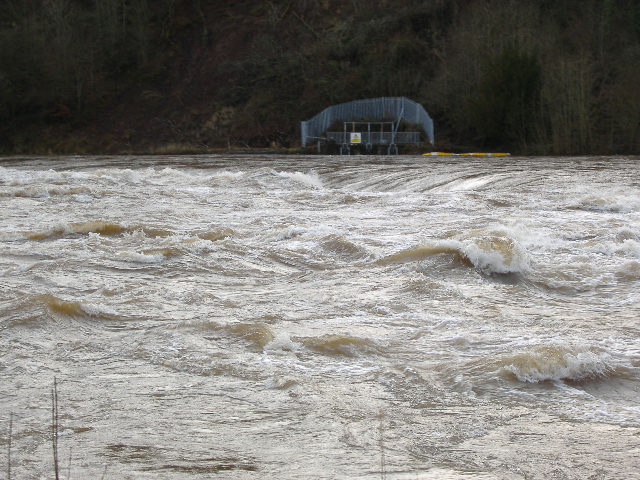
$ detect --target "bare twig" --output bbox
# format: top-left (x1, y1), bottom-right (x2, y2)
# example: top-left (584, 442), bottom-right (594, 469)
top-left (7, 412), bottom-right (13, 480)
top-left (292, 11), bottom-right (319, 39)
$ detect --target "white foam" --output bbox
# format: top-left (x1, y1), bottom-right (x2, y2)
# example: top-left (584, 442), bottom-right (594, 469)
top-left (445, 173), bottom-right (510, 191)
top-left (263, 332), bottom-right (301, 353)
top-left (450, 225), bottom-right (534, 274)
top-left (208, 170), bottom-right (247, 183)
top-left (183, 239), bottom-right (219, 254)
top-left (116, 251), bottom-right (165, 264)
top-left (462, 237), bottom-right (530, 275)
top-left (393, 469), bottom-right (497, 480)
top-left (93, 168), bottom-right (144, 185)
top-left (72, 194), bottom-right (94, 203)
top-left (120, 169), bottom-right (143, 184)
top-left (3, 167), bottom-right (64, 186)
top-left (277, 170), bottom-right (323, 189)
top-left (271, 225), bottom-right (308, 241)
top-left (618, 239), bottom-right (640, 258)
top-left (573, 192), bottom-right (640, 213)
top-left (80, 302), bottom-right (119, 317)
top-left (0, 232), bottom-right (27, 242)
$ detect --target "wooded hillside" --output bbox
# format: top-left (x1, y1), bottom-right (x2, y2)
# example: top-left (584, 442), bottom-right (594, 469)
top-left (1, 0), bottom-right (639, 154)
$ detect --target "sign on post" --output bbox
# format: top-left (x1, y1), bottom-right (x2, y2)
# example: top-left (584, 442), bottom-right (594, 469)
top-left (350, 132), bottom-right (362, 144)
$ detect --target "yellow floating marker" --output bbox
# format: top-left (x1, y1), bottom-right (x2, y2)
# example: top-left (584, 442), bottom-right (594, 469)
top-left (423, 152), bottom-right (511, 157)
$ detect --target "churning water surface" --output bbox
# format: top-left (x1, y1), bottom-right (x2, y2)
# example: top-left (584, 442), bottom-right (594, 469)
top-left (1, 155), bottom-right (639, 479)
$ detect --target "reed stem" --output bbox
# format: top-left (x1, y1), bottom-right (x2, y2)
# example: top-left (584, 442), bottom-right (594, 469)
top-left (7, 412), bottom-right (12, 480)
top-left (52, 378), bottom-right (60, 480)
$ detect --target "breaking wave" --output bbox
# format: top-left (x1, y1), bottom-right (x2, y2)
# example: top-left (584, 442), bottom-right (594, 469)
top-left (499, 345), bottom-right (622, 383)
top-left (28, 221), bottom-right (128, 240)
top-left (571, 192), bottom-right (640, 213)
top-left (276, 170), bottom-right (323, 189)
top-left (196, 227), bottom-right (234, 242)
top-left (227, 322), bottom-right (275, 351)
top-left (297, 334), bottom-right (379, 357)
top-left (614, 239), bottom-right (640, 258)
top-left (319, 234), bottom-right (370, 261)
top-left (39, 294), bottom-right (119, 320)
top-left (377, 235), bottom-right (530, 275)
top-left (0, 185), bottom-right (93, 198)
top-left (115, 250), bottom-right (166, 264)
top-left (264, 333), bottom-right (301, 353)
top-left (7, 221), bottom-right (174, 241)
top-left (262, 333), bottom-right (379, 357)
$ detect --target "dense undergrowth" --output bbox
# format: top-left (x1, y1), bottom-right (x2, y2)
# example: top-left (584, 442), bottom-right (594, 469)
top-left (1, 0), bottom-right (639, 154)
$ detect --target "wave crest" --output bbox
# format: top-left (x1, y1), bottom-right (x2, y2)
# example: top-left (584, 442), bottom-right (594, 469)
top-left (276, 170), bottom-right (323, 189)
top-left (572, 193), bottom-right (640, 213)
top-left (320, 234), bottom-right (369, 261)
top-left (501, 345), bottom-right (618, 383)
top-left (464, 235), bottom-right (530, 274)
top-left (40, 294), bottom-right (118, 319)
top-left (377, 235), bottom-right (530, 275)
top-left (197, 227), bottom-right (234, 241)
top-left (227, 322), bottom-right (275, 350)
top-left (298, 334), bottom-right (378, 357)
top-left (22, 221), bottom-right (173, 241)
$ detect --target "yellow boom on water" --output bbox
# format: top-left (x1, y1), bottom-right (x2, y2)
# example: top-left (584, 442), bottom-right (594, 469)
top-left (423, 152), bottom-right (511, 157)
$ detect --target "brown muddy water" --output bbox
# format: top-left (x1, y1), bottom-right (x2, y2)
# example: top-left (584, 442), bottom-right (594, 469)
top-left (1, 154), bottom-right (639, 479)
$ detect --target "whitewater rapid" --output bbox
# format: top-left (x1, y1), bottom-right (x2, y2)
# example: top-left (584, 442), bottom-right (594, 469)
top-left (1, 154), bottom-right (639, 479)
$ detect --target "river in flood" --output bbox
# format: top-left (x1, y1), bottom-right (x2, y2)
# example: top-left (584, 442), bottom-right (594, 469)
top-left (1, 154), bottom-right (639, 479)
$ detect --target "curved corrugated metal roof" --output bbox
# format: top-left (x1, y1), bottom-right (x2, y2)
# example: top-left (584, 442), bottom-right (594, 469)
top-left (300, 97), bottom-right (434, 146)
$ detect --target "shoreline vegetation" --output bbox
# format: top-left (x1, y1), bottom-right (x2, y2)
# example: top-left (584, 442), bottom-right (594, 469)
top-left (2, 146), bottom-right (640, 159)
top-left (1, 0), bottom-right (639, 156)
top-left (0, 143), bottom-right (439, 157)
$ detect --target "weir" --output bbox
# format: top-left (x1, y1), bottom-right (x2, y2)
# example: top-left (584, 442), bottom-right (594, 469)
top-left (300, 97), bottom-right (434, 154)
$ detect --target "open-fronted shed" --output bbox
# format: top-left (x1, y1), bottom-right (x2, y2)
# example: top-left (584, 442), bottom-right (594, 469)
top-left (301, 97), bottom-right (434, 154)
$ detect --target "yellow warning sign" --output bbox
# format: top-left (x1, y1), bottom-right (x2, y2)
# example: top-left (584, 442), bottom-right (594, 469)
top-left (350, 132), bottom-right (362, 144)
